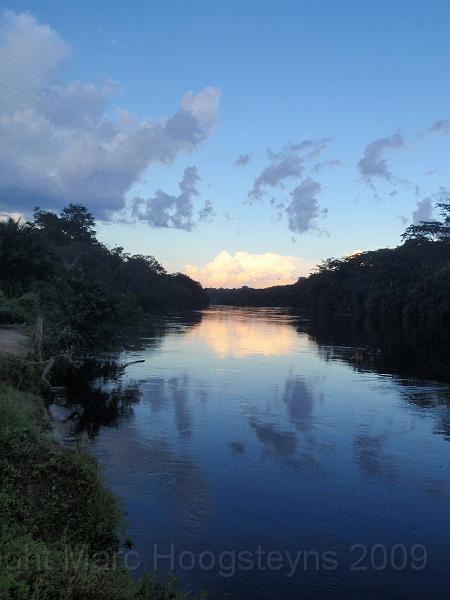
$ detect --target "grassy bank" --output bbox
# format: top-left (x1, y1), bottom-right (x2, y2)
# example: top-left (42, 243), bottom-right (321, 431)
top-left (0, 374), bottom-right (191, 599)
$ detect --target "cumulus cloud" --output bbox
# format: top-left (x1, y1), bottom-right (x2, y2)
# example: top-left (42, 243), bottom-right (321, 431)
top-left (358, 131), bottom-right (405, 184)
top-left (234, 153), bottom-right (252, 167)
top-left (131, 167), bottom-right (213, 231)
top-left (186, 251), bottom-right (315, 288)
top-left (412, 198), bottom-right (433, 224)
top-left (249, 138), bottom-right (332, 200)
top-left (285, 177), bottom-right (325, 234)
top-left (0, 11), bottom-right (220, 217)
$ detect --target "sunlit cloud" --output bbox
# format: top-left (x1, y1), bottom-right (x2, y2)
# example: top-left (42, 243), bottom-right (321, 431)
top-left (185, 250), bottom-right (315, 288)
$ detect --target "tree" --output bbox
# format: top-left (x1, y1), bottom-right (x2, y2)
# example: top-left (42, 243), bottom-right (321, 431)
top-left (60, 204), bottom-right (96, 242)
top-left (401, 200), bottom-right (450, 242)
top-left (127, 254), bottom-right (167, 275)
top-left (436, 202), bottom-right (450, 227)
top-left (401, 221), bottom-right (445, 242)
top-left (0, 218), bottom-right (56, 295)
top-left (32, 204), bottom-right (96, 243)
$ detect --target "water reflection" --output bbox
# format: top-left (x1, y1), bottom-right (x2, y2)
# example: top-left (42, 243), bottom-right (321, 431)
top-left (353, 431), bottom-right (399, 483)
top-left (144, 375), bottom-right (195, 438)
top-left (297, 312), bottom-right (450, 381)
top-left (55, 307), bottom-right (450, 600)
top-left (186, 307), bottom-right (302, 356)
top-left (52, 359), bottom-right (141, 438)
top-left (282, 375), bottom-right (316, 433)
top-left (249, 416), bottom-right (297, 460)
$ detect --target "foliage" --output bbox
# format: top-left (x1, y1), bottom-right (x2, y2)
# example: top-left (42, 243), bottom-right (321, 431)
top-left (0, 383), bottom-right (195, 599)
top-left (0, 204), bottom-right (208, 352)
top-left (209, 202), bottom-right (450, 339)
top-left (0, 291), bottom-right (40, 325)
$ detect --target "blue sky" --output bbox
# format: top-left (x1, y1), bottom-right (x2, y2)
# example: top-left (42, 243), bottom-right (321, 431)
top-left (1, 1), bottom-right (450, 286)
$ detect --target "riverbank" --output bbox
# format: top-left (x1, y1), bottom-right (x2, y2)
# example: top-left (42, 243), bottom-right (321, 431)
top-left (0, 357), bottom-right (192, 599)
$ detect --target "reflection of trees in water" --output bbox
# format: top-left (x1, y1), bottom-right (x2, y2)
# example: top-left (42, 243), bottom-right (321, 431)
top-left (68, 384), bottom-right (141, 439)
top-left (295, 312), bottom-right (450, 381)
top-left (296, 312), bottom-right (450, 444)
top-left (56, 311), bottom-right (204, 439)
top-left (55, 358), bottom-right (142, 438)
top-left (296, 313), bottom-right (450, 493)
top-left (122, 311), bottom-right (203, 352)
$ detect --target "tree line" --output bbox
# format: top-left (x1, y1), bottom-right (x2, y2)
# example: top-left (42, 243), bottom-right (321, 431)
top-left (210, 202), bottom-right (450, 339)
top-left (0, 204), bottom-right (208, 351)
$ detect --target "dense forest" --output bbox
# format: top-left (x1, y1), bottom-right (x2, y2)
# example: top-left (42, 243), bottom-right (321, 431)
top-left (0, 204), bottom-right (208, 351)
top-left (209, 202), bottom-right (450, 339)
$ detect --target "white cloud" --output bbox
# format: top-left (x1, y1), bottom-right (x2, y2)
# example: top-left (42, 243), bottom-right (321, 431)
top-left (186, 251), bottom-right (315, 288)
top-left (0, 11), bottom-right (220, 218)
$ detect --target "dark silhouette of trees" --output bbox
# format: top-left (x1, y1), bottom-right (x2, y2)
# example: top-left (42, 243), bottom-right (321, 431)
top-left (209, 201), bottom-right (450, 339)
top-left (0, 204), bottom-right (208, 349)
top-left (401, 203), bottom-right (450, 242)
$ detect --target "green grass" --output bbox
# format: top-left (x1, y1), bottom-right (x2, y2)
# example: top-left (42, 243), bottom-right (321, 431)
top-left (0, 383), bottom-right (194, 599)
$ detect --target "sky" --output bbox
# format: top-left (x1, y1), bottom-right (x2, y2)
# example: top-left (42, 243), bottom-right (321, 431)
top-left (1, 0), bottom-right (449, 287)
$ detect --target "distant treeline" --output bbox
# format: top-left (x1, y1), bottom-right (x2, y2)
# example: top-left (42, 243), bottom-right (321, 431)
top-left (0, 204), bottom-right (208, 350)
top-left (209, 202), bottom-right (450, 338)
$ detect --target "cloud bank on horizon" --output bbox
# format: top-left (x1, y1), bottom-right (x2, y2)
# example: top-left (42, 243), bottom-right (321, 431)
top-left (186, 251), bottom-right (315, 289)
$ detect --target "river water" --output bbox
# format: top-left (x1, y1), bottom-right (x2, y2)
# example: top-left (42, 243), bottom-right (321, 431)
top-left (54, 306), bottom-right (450, 599)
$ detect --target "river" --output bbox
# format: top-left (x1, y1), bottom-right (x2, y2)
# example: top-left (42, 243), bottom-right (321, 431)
top-left (52, 306), bottom-right (450, 599)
